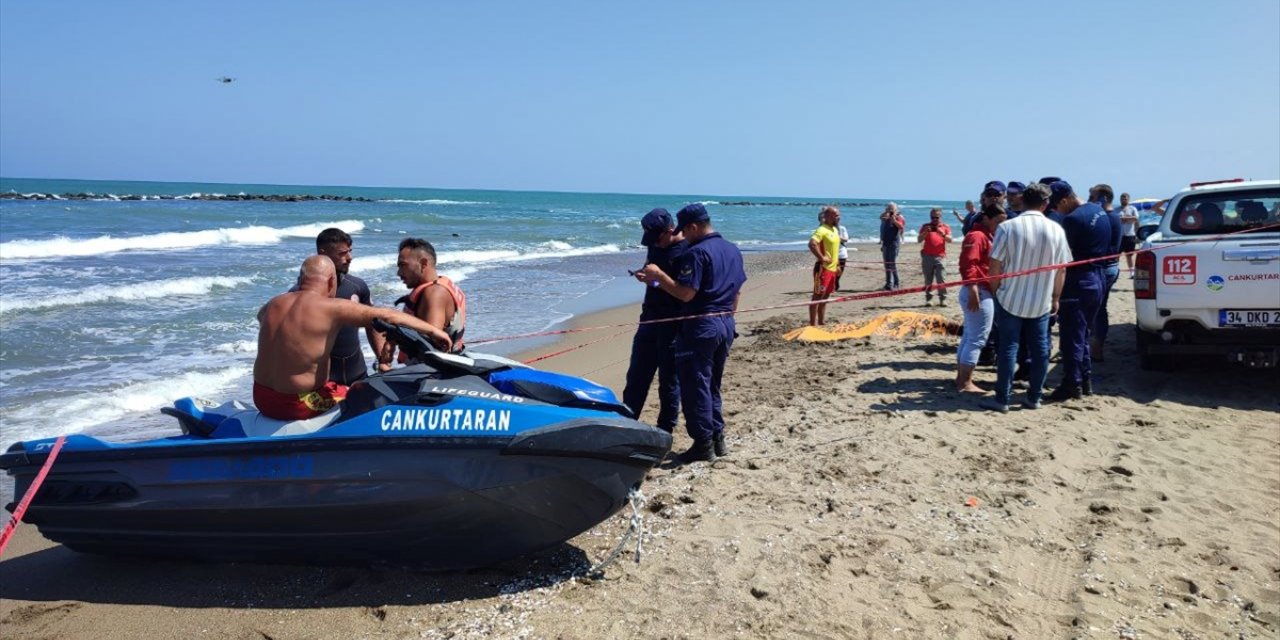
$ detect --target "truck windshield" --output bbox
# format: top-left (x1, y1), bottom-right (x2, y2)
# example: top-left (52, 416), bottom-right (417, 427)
top-left (1171, 189), bottom-right (1280, 236)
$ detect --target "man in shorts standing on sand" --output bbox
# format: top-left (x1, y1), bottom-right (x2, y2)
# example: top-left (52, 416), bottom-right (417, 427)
top-left (809, 206), bottom-right (842, 325)
top-left (637, 203), bottom-right (746, 464)
top-left (1118, 193), bottom-right (1139, 274)
top-left (255, 256), bottom-right (451, 420)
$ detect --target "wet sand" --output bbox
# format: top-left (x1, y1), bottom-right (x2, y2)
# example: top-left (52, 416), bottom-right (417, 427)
top-left (3, 245), bottom-right (1278, 639)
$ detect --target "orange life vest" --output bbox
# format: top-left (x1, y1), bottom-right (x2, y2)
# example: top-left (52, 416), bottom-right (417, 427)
top-left (399, 275), bottom-right (467, 358)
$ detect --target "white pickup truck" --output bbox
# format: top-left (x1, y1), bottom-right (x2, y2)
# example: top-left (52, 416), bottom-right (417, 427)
top-left (1134, 179), bottom-right (1280, 369)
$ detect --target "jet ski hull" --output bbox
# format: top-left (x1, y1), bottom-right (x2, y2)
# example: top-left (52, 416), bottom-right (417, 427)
top-left (2, 419), bottom-right (669, 568)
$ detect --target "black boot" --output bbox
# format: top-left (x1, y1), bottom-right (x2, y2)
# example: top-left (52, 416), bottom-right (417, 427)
top-left (712, 432), bottom-right (728, 457)
top-left (676, 439), bottom-right (717, 464)
top-left (1045, 385), bottom-right (1082, 403)
top-left (1082, 378), bottom-right (1093, 396)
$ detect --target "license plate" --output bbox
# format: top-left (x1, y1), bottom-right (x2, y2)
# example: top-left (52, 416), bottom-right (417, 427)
top-left (1219, 309), bottom-right (1280, 327)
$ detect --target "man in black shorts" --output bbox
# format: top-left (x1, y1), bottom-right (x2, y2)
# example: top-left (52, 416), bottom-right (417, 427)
top-left (1118, 193), bottom-right (1139, 273)
top-left (309, 228), bottom-right (387, 384)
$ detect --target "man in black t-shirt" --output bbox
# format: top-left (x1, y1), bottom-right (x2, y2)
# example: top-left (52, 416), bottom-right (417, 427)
top-left (622, 208), bottom-right (688, 433)
top-left (311, 228), bottom-right (387, 384)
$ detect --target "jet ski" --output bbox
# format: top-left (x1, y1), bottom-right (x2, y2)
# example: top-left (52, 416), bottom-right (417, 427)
top-left (0, 320), bottom-right (672, 568)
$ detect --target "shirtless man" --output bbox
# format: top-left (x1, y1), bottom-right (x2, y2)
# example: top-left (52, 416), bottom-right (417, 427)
top-left (253, 255), bottom-right (451, 420)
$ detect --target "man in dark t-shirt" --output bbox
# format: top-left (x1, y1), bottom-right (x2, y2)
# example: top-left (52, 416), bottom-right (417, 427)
top-left (309, 228), bottom-right (386, 385)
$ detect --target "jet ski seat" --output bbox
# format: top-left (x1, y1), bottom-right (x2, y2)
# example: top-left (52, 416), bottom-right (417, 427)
top-left (488, 369), bottom-right (634, 417)
top-left (165, 397), bottom-right (343, 439)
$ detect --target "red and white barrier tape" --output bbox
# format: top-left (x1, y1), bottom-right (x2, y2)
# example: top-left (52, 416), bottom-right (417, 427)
top-left (471, 222), bottom-right (1280, 353)
top-left (0, 435), bottom-right (67, 557)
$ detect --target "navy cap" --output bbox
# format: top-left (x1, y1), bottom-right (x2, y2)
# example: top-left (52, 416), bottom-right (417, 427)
top-left (640, 208), bottom-right (672, 247)
top-left (676, 203), bottom-right (710, 229)
top-left (1006, 181), bottom-right (1026, 194)
top-left (1048, 180), bottom-right (1074, 207)
top-left (982, 180), bottom-right (1006, 197)
top-left (1037, 176), bottom-right (1063, 185)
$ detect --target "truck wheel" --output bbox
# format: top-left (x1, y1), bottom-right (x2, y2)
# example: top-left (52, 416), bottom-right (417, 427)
top-left (1137, 330), bottom-right (1172, 371)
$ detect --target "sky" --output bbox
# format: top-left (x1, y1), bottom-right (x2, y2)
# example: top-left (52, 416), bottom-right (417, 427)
top-left (1, 1), bottom-right (1278, 200)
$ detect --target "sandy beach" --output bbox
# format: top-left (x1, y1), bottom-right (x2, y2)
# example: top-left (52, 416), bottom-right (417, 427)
top-left (2, 245), bottom-right (1278, 639)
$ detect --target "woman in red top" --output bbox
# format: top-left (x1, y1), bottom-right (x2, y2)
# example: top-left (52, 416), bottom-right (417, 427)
top-left (955, 204), bottom-right (1006, 393)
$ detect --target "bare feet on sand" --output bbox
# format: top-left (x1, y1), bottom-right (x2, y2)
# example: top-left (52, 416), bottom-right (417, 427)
top-left (957, 383), bottom-right (986, 394)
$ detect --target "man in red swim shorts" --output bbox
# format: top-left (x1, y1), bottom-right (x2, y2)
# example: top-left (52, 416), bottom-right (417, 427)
top-left (253, 255), bottom-right (452, 420)
top-left (808, 206), bottom-right (841, 326)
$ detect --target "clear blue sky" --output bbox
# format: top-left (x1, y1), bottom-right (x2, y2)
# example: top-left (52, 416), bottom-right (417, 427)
top-left (2, 1), bottom-right (1277, 199)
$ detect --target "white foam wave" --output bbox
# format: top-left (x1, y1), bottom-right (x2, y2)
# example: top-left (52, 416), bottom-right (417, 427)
top-left (349, 244), bottom-right (621, 275)
top-left (0, 276), bottom-right (253, 314)
top-left (379, 199), bottom-right (489, 205)
top-left (213, 339), bottom-right (258, 354)
top-left (0, 220), bottom-right (366, 261)
top-left (0, 365), bottom-right (251, 439)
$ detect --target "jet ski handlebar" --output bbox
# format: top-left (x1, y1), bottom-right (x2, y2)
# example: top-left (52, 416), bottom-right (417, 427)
top-left (372, 318), bottom-right (441, 360)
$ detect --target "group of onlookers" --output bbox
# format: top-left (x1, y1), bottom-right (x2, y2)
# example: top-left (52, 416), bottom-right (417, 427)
top-left (800, 179), bottom-right (1138, 410)
top-left (954, 178), bottom-right (1134, 411)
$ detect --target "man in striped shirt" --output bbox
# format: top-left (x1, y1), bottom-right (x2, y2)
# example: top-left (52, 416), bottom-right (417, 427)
top-left (981, 182), bottom-right (1072, 413)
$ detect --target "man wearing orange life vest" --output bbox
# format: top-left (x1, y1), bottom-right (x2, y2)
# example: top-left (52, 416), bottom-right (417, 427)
top-left (388, 238), bottom-right (467, 362)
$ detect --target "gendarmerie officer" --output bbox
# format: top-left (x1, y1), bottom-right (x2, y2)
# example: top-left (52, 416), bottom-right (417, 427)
top-left (622, 208), bottom-right (688, 433)
top-left (1046, 181), bottom-right (1113, 401)
top-left (637, 204), bottom-right (746, 463)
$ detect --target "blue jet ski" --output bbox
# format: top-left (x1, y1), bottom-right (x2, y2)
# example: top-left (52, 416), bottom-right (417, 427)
top-left (0, 320), bottom-right (672, 568)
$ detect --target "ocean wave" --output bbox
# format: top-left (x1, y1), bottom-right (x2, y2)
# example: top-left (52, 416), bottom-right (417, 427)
top-left (379, 199), bottom-right (489, 205)
top-left (349, 243), bottom-right (621, 276)
top-left (0, 220), bottom-right (366, 261)
top-left (0, 276), bottom-right (253, 315)
top-left (212, 339), bottom-right (258, 354)
top-left (0, 365), bottom-right (251, 440)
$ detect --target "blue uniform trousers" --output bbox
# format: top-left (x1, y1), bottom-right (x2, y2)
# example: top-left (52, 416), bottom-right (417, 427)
top-left (621, 322), bottom-right (681, 432)
top-left (1094, 264), bottom-right (1120, 344)
top-left (674, 316), bottom-right (734, 443)
top-left (1058, 268), bottom-right (1105, 388)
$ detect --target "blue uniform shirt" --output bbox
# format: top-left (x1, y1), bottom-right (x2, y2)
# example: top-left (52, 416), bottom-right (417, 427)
top-left (1098, 208), bottom-right (1123, 268)
top-left (1061, 202), bottom-right (1114, 274)
top-left (640, 239), bottom-right (689, 321)
top-left (675, 232), bottom-right (747, 317)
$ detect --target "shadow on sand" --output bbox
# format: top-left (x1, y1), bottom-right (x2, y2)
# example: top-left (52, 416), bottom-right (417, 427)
top-left (0, 541), bottom-right (594, 609)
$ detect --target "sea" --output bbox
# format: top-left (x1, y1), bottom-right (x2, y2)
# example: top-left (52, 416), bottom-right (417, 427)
top-left (0, 177), bottom-right (962, 446)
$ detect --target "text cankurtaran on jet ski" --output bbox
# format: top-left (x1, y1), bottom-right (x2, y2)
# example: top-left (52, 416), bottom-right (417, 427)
top-left (380, 408), bottom-right (512, 432)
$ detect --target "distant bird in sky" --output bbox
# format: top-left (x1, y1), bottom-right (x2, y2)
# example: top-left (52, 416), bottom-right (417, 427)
top-left (215, 76), bottom-right (235, 84)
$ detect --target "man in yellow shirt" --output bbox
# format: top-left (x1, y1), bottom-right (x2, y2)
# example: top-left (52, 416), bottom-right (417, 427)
top-left (808, 206), bottom-right (842, 326)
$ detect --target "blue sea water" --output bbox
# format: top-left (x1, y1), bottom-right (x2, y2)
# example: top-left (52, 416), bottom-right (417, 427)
top-left (0, 177), bottom-right (962, 444)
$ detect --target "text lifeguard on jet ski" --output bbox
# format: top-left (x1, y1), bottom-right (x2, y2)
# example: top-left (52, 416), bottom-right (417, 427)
top-left (380, 408), bottom-right (512, 432)
top-left (428, 385), bottom-right (526, 403)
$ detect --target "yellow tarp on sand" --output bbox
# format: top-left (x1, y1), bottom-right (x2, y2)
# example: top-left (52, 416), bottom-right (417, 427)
top-left (783, 311), bottom-right (962, 342)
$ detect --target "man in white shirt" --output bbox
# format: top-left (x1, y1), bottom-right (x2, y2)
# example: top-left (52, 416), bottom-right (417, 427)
top-left (981, 182), bottom-right (1072, 413)
top-left (1118, 193), bottom-right (1139, 272)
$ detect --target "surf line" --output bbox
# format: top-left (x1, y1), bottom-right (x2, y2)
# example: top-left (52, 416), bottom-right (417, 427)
top-left (0, 435), bottom-right (67, 557)
top-left (469, 222), bottom-right (1280, 354)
